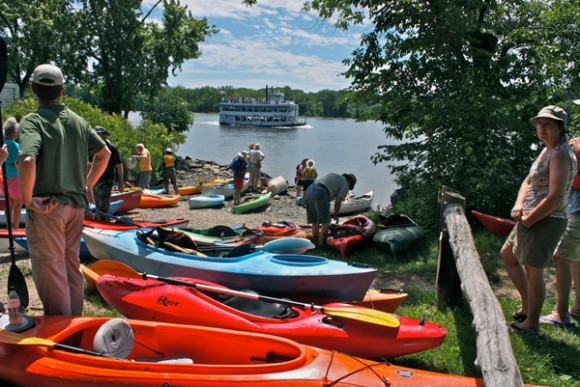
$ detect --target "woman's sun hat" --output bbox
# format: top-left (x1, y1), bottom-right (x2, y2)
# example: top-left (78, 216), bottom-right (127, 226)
top-left (531, 105), bottom-right (568, 130)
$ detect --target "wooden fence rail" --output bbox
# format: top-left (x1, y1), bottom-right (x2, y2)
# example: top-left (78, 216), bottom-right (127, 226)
top-left (437, 188), bottom-right (525, 387)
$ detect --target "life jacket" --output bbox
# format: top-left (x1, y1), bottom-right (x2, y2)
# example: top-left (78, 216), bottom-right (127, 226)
top-left (303, 167), bottom-right (316, 179)
top-left (163, 155), bottom-right (175, 168)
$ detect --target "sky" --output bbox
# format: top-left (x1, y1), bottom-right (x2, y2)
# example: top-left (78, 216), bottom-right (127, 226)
top-left (144, 0), bottom-right (367, 92)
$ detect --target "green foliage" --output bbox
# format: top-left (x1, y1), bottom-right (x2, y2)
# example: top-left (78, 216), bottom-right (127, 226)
top-left (0, 0), bottom-right (81, 98)
top-left (305, 0), bottom-right (580, 218)
top-left (141, 89), bottom-right (193, 134)
top-left (1, 1), bottom-right (216, 115)
top-left (5, 96), bottom-right (184, 182)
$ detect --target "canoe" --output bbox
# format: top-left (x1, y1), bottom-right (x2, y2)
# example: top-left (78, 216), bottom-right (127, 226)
top-left (0, 208), bottom-right (26, 227)
top-left (0, 315), bottom-right (513, 387)
top-left (373, 214), bottom-right (425, 255)
top-left (327, 215), bottom-right (377, 257)
top-left (330, 190), bottom-right (374, 215)
top-left (188, 194), bottom-right (225, 209)
top-left (111, 189), bottom-right (142, 213)
top-left (95, 274), bottom-right (446, 359)
top-left (471, 210), bottom-right (516, 236)
top-left (14, 218), bottom-right (190, 262)
top-left (232, 192), bottom-right (272, 214)
top-left (82, 227), bottom-right (377, 300)
top-left (89, 199), bottom-right (124, 215)
top-left (266, 176), bottom-right (288, 196)
top-left (138, 193), bottom-right (180, 208)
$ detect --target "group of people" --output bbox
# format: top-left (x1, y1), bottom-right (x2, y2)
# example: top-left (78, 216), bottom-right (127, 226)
top-left (295, 158), bottom-right (318, 202)
top-left (501, 104), bottom-right (580, 333)
top-left (228, 143), bottom-right (265, 205)
top-left (0, 63), bottom-right (177, 317)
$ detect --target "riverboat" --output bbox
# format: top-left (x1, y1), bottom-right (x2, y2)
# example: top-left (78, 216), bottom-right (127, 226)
top-left (219, 86), bottom-right (306, 127)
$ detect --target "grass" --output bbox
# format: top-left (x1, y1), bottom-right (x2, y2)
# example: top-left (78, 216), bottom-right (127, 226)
top-left (319, 225), bottom-right (580, 387)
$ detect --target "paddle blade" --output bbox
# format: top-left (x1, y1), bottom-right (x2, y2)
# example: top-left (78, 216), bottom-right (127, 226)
top-left (0, 328), bottom-right (55, 347)
top-left (8, 263), bottom-right (29, 309)
top-left (322, 306), bottom-right (400, 328)
top-left (90, 260), bottom-right (141, 279)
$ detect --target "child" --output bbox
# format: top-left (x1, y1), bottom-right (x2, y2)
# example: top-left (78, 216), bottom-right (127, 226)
top-left (229, 151), bottom-right (249, 205)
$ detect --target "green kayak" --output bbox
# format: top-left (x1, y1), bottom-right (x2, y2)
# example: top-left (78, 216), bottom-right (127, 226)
top-left (373, 214), bottom-right (425, 256)
top-left (233, 192), bottom-right (272, 214)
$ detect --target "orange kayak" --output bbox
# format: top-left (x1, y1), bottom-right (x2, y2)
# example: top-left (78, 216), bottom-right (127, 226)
top-left (294, 288), bottom-right (409, 313)
top-left (138, 193), bottom-right (180, 208)
top-left (0, 316), bottom-right (540, 386)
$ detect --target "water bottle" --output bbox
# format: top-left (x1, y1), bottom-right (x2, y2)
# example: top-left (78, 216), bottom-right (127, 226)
top-left (7, 289), bottom-right (22, 326)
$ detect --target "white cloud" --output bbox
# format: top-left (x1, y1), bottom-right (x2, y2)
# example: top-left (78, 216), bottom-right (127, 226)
top-left (144, 0), bottom-right (363, 91)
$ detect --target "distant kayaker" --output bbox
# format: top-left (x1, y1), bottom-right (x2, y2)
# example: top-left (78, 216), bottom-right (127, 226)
top-left (91, 126), bottom-right (124, 219)
top-left (230, 151), bottom-right (249, 205)
top-left (131, 143), bottom-right (152, 189)
top-left (305, 173), bottom-right (357, 247)
top-left (294, 158), bottom-right (308, 199)
top-left (248, 143), bottom-right (265, 191)
top-left (18, 63), bottom-right (110, 316)
top-left (158, 148), bottom-right (178, 195)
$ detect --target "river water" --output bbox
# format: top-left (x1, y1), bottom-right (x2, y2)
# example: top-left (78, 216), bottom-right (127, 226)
top-left (174, 113), bottom-right (398, 208)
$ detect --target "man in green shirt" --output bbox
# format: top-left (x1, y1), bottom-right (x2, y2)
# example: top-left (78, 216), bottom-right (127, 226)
top-left (18, 64), bottom-right (110, 316)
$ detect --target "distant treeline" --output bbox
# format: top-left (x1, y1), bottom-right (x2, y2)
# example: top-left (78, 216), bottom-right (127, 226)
top-left (161, 85), bottom-right (373, 119)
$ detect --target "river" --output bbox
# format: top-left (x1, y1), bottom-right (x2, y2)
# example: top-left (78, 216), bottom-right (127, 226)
top-left (173, 113), bottom-right (398, 209)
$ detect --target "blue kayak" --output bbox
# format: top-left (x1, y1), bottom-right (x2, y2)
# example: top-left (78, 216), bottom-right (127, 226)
top-left (82, 228), bottom-right (376, 301)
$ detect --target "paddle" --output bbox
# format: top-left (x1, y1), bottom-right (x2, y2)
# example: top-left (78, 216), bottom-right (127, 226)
top-left (0, 327), bottom-right (123, 359)
top-left (92, 209), bottom-right (141, 227)
top-left (0, 36), bottom-right (29, 308)
top-left (142, 272), bottom-right (399, 328)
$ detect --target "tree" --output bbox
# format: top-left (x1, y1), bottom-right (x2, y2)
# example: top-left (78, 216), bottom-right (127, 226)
top-left (75, 0), bottom-right (216, 116)
top-left (1, 0), bottom-right (216, 116)
top-left (141, 88), bottom-right (193, 133)
top-left (0, 1), bottom-right (81, 97)
top-left (302, 0), bottom-right (580, 224)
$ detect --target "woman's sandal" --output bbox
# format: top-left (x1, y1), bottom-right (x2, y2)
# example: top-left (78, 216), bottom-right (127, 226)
top-left (511, 311), bottom-right (527, 323)
top-left (509, 323), bottom-right (538, 334)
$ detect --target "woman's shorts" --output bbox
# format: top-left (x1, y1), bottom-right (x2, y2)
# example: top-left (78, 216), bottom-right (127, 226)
top-left (506, 216), bottom-right (567, 269)
top-left (553, 212), bottom-right (580, 262)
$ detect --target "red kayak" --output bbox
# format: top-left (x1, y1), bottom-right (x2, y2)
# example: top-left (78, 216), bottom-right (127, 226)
top-left (471, 210), bottom-right (515, 236)
top-left (327, 215), bottom-right (376, 257)
top-left (96, 274), bottom-right (446, 359)
top-left (111, 189), bottom-right (142, 213)
top-left (83, 217), bottom-right (189, 231)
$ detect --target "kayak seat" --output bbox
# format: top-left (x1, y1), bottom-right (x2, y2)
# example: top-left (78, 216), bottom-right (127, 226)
top-left (207, 225), bottom-right (237, 237)
top-left (224, 243), bottom-right (252, 257)
top-left (223, 292), bottom-right (295, 319)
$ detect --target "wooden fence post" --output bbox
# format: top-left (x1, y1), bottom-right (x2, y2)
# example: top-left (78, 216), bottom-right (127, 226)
top-left (437, 187), bottom-right (525, 387)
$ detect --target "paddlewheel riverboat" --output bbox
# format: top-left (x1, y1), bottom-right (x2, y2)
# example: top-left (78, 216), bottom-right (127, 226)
top-left (219, 86), bottom-right (306, 127)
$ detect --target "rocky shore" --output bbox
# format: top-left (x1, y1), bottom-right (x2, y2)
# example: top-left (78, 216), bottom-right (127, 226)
top-left (137, 156), bottom-right (309, 228)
